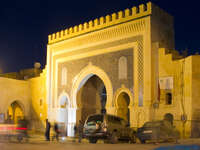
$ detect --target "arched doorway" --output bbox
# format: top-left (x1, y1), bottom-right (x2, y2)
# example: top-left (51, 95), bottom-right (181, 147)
top-left (77, 75), bottom-right (107, 122)
top-left (7, 101), bottom-right (24, 124)
top-left (58, 93), bottom-right (70, 136)
top-left (116, 92), bottom-right (130, 124)
top-left (70, 64), bottom-right (113, 137)
top-left (164, 113), bottom-right (174, 125)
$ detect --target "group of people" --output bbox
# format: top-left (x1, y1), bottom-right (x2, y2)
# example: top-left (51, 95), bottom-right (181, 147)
top-left (45, 119), bottom-right (84, 143)
top-left (45, 119), bottom-right (59, 141)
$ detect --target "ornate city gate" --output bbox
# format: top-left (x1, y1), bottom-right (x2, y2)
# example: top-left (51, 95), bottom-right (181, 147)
top-left (47, 2), bottom-right (174, 136)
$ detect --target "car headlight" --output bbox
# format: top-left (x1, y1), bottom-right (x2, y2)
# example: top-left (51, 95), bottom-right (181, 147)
top-left (103, 127), bottom-right (107, 132)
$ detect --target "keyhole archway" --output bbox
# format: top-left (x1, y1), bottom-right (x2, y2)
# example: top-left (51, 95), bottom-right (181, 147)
top-left (7, 101), bottom-right (24, 124)
top-left (116, 92), bottom-right (130, 124)
top-left (57, 93), bottom-right (70, 136)
top-left (71, 64), bottom-right (113, 121)
top-left (76, 75), bottom-right (107, 122)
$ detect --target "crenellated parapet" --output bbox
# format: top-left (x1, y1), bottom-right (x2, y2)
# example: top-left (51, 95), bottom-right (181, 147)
top-left (48, 2), bottom-right (152, 44)
top-left (159, 48), bottom-right (185, 62)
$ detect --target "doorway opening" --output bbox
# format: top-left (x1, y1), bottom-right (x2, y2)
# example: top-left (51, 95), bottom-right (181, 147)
top-left (76, 75), bottom-right (107, 122)
top-left (7, 101), bottom-right (24, 124)
top-left (116, 92), bottom-right (130, 125)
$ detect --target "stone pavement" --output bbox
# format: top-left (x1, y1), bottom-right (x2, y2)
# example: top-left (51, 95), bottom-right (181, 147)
top-left (28, 134), bottom-right (200, 145)
top-left (28, 134), bottom-right (89, 143)
top-left (1, 134), bottom-right (200, 150)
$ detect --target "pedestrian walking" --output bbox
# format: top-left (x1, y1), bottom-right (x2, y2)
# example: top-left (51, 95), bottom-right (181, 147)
top-left (52, 122), bottom-right (59, 141)
top-left (45, 119), bottom-right (51, 141)
top-left (72, 124), bottom-right (77, 142)
top-left (78, 120), bottom-right (84, 143)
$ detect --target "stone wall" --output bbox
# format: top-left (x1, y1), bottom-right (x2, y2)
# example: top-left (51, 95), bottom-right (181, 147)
top-left (0, 77), bottom-right (31, 122)
top-left (29, 69), bottom-right (47, 133)
top-left (157, 48), bottom-right (195, 138)
top-left (57, 48), bottom-right (133, 102)
top-left (191, 55), bottom-right (200, 137)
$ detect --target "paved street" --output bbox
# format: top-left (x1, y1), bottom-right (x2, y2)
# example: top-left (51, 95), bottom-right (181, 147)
top-left (1, 135), bottom-right (200, 150)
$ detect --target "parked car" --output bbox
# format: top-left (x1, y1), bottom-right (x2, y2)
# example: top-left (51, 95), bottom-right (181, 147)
top-left (0, 123), bottom-right (29, 142)
top-left (136, 120), bottom-right (180, 144)
top-left (83, 114), bottom-right (136, 144)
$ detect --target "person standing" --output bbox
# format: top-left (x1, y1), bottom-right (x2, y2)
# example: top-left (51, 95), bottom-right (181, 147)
top-left (53, 122), bottom-right (59, 141)
top-left (45, 119), bottom-right (51, 141)
top-left (78, 120), bottom-right (84, 143)
top-left (72, 124), bottom-right (77, 142)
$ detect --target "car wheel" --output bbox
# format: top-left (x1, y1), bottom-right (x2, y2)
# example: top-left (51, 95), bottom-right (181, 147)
top-left (140, 139), bottom-right (146, 144)
top-left (109, 132), bottom-right (118, 144)
top-left (89, 138), bottom-right (97, 143)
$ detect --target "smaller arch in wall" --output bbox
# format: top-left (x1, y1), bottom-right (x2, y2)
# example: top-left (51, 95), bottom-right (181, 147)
top-left (59, 92), bottom-right (71, 108)
top-left (58, 92), bottom-right (71, 123)
top-left (57, 92), bottom-right (71, 136)
top-left (114, 86), bottom-right (133, 125)
top-left (7, 100), bottom-right (25, 123)
top-left (114, 85), bottom-right (134, 108)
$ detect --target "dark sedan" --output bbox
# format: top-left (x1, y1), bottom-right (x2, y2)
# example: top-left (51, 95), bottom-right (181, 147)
top-left (136, 120), bottom-right (180, 144)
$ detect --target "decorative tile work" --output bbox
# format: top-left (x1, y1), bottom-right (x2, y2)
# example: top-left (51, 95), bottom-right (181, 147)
top-left (137, 39), bottom-right (144, 106)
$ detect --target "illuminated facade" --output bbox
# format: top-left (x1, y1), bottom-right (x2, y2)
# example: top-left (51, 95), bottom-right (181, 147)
top-left (0, 68), bottom-right (47, 131)
top-left (46, 2), bottom-right (200, 138)
top-left (0, 77), bottom-right (31, 123)
top-left (0, 2), bottom-right (200, 138)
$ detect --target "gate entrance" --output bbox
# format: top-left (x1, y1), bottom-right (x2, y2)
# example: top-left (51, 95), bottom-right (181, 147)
top-left (77, 75), bottom-right (107, 122)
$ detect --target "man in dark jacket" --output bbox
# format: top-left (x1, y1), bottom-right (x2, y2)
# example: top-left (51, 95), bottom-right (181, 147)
top-left (45, 119), bottom-right (51, 141)
top-left (53, 122), bottom-right (59, 141)
top-left (78, 120), bottom-right (84, 143)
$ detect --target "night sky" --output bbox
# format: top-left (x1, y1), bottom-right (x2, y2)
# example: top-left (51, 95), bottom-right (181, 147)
top-left (0, 0), bottom-right (199, 73)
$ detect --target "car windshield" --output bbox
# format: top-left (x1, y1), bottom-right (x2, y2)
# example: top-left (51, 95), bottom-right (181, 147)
top-left (86, 115), bottom-right (103, 125)
top-left (143, 121), bottom-right (162, 127)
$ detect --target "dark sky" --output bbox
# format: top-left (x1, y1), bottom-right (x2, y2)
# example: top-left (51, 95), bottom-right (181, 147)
top-left (0, 0), bottom-right (199, 73)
